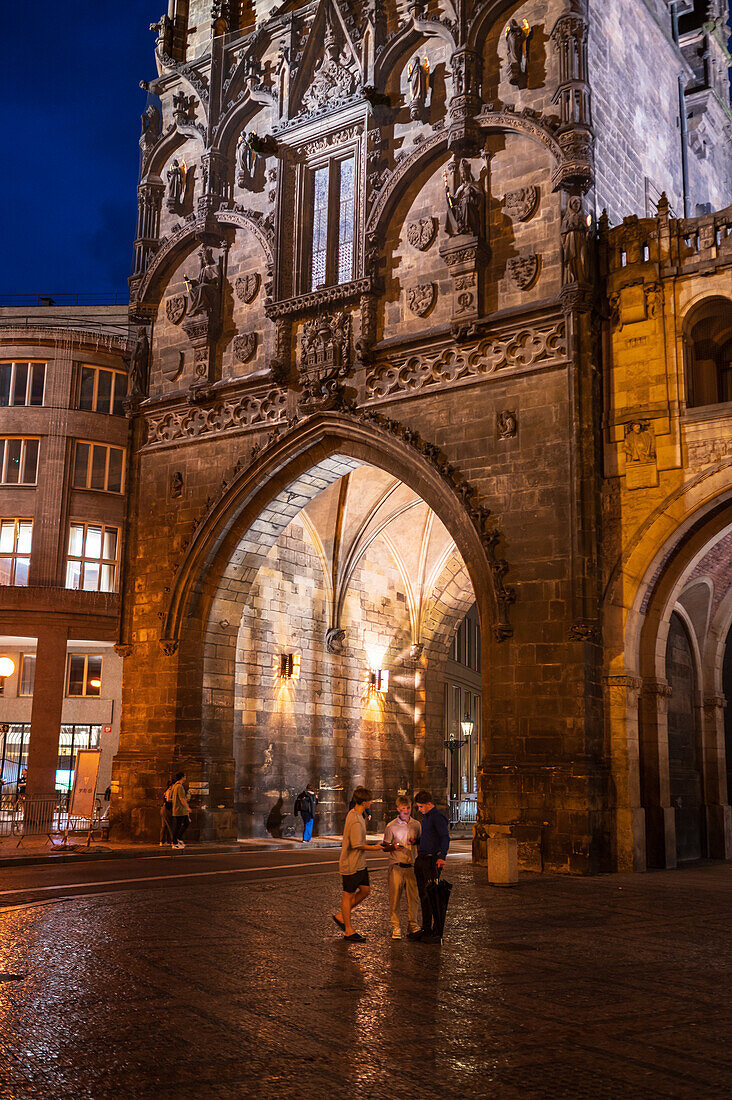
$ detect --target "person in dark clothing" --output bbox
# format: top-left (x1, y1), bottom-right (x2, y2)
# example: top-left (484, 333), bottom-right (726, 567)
top-left (295, 783), bottom-right (318, 843)
top-left (410, 789), bottom-right (450, 943)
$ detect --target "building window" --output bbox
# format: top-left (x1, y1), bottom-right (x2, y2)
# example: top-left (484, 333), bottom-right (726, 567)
top-left (0, 362), bottom-right (46, 407)
top-left (65, 523), bottom-right (119, 593)
top-left (308, 154), bottom-right (356, 291)
top-left (684, 297), bottom-right (732, 409)
top-left (66, 655), bottom-right (103, 697)
top-left (57, 724), bottom-right (101, 791)
top-left (72, 442), bottom-right (125, 494)
top-left (0, 438), bottom-right (39, 485)
top-left (0, 520), bottom-right (32, 586)
top-left (0, 724), bottom-right (30, 796)
top-left (19, 655), bottom-right (35, 696)
top-left (78, 366), bottom-right (127, 416)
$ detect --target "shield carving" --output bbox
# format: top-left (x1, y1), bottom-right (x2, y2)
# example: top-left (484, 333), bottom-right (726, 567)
top-left (165, 295), bottom-right (187, 325)
top-left (235, 273), bottom-right (261, 304)
top-left (407, 283), bottom-right (437, 318)
top-left (406, 217), bottom-right (437, 252)
top-left (507, 254), bottom-right (540, 290)
top-left (503, 186), bottom-right (540, 222)
top-left (233, 333), bottom-right (258, 363)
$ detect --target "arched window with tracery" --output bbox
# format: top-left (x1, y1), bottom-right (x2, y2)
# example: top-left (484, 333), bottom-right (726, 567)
top-left (683, 296), bottom-right (732, 409)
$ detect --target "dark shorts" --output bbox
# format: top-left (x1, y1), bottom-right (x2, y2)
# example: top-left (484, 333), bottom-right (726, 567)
top-left (341, 868), bottom-right (370, 894)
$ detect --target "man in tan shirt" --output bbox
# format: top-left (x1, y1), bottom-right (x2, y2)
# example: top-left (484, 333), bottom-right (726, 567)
top-left (382, 795), bottom-right (421, 939)
top-left (333, 786), bottom-right (383, 942)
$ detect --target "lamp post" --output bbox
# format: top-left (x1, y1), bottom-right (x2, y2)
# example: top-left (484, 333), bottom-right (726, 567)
top-left (444, 712), bottom-right (474, 827)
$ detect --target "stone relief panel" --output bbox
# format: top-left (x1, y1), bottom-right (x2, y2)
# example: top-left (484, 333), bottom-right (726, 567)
top-left (366, 316), bottom-right (567, 401)
top-left (143, 387), bottom-right (287, 448)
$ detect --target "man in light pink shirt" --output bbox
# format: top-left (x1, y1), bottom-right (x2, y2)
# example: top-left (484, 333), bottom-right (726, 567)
top-left (382, 795), bottom-right (421, 939)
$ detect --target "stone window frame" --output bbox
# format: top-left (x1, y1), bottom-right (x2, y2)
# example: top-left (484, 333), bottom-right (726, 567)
top-left (0, 518), bottom-right (32, 586)
top-left (0, 361), bottom-right (46, 408)
top-left (65, 521), bottom-right (120, 593)
top-left (293, 132), bottom-right (362, 296)
top-left (65, 654), bottom-right (103, 698)
top-left (71, 440), bottom-right (125, 495)
top-left (76, 364), bottom-right (128, 417)
top-left (0, 437), bottom-right (40, 486)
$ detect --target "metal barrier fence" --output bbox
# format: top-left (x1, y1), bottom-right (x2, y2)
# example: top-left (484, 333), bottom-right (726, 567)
top-left (449, 797), bottom-right (478, 828)
top-left (0, 795), bottom-right (104, 844)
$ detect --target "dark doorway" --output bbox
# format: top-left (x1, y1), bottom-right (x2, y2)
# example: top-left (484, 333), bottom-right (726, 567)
top-left (666, 612), bottom-right (703, 861)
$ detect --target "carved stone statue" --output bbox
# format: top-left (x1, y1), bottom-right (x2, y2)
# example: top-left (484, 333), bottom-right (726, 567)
top-left (166, 159), bottom-right (185, 210)
top-left (407, 55), bottom-right (429, 118)
top-left (130, 327), bottom-right (150, 396)
top-left (185, 247), bottom-right (220, 317)
top-left (444, 159), bottom-right (485, 238)
top-left (561, 195), bottom-right (590, 286)
top-left (505, 19), bottom-right (530, 83)
top-left (150, 13), bottom-right (173, 55)
top-left (623, 421), bottom-right (655, 464)
top-left (140, 103), bottom-right (161, 145)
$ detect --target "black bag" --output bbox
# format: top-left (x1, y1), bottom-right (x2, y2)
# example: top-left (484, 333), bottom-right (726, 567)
top-left (294, 793), bottom-right (303, 815)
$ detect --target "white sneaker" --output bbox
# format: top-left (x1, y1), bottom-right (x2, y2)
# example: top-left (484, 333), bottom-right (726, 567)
top-left (392, 929), bottom-right (402, 940)
top-left (177, 841), bottom-right (186, 848)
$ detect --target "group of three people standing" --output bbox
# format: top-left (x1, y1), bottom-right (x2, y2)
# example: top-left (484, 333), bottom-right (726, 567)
top-left (333, 786), bottom-right (450, 943)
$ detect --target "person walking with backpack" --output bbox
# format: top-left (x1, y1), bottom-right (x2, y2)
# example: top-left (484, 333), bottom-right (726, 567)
top-left (170, 772), bottom-right (191, 849)
top-left (294, 782), bottom-right (318, 843)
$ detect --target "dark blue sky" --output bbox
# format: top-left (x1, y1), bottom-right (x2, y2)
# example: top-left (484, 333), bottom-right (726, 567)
top-left (3, 3), bottom-right (731, 296)
top-left (2, 2), bottom-right (157, 296)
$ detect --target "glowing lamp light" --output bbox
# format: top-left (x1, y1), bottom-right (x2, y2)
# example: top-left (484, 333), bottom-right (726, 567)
top-left (369, 668), bottom-right (389, 693)
top-left (280, 653), bottom-right (301, 680)
top-left (89, 678), bottom-right (102, 689)
top-left (460, 712), bottom-right (475, 739)
top-left (0, 657), bottom-right (16, 678)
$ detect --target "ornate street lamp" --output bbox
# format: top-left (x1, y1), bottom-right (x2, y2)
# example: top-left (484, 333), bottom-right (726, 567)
top-left (444, 712), bottom-right (473, 825)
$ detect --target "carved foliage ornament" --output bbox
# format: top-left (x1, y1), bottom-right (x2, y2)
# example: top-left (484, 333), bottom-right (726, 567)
top-left (406, 217), bottom-right (438, 252)
top-left (144, 387), bottom-right (287, 447)
top-left (166, 295), bottom-right (187, 325)
top-left (507, 254), bottom-right (540, 290)
top-left (503, 186), bottom-right (540, 222)
top-left (235, 273), bottom-right (261, 303)
top-left (407, 283), bottom-right (437, 317)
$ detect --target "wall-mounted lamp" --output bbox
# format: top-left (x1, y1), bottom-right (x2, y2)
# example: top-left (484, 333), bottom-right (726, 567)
top-left (0, 656), bottom-right (15, 695)
top-left (280, 653), bottom-right (300, 680)
top-left (369, 669), bottom-right (389, 692)
top-left (460, 712), bottom-right (475, 739)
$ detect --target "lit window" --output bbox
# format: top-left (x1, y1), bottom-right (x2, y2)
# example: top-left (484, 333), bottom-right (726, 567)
top-left (0, 438), bottom-right (39, 485)
top-left (78, 366), bottom-right (127, 416)
top-left (66, 655), bottom-right (103, 697)
top-left (65, 523), bottom-right (119, 593)
top-left (0, 362), bottom-right (45, 407)
top-left (0, 519), bottom-right (32, 586)
top-left (308, 154), bottom-right (356, 291)
top-left (72, 442), bottom-right (125, 493)
top-left (19, 654), bottom-right (35, 696)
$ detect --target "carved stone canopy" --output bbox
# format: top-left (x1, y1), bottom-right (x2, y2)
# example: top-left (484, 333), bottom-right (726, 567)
top-left (299, 12), bottom-right (357, 116)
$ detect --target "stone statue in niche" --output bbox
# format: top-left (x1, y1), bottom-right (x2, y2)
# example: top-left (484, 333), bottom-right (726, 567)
top-left (623, 421), bottom-right (655, 463)
top-left (561, 195), bottom-right (590, 286)
top-left (185, 247), bottom-right (220, 317)
top-left (170, 471), bottom-right (183, 499)
top-left (444, 159), bottom-right (485, 238)
top-left (505, 18), bottom-right (531, 85)
top-left (166, 159), bottom-right (186, 211)
top-left (407, 55), bottom-right (430, 119)
top-left (130, 327), bottom-right (150, 396)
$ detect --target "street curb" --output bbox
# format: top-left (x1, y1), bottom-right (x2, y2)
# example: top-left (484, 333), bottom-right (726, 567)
top-left (0, 840), bottom-right (341, 868)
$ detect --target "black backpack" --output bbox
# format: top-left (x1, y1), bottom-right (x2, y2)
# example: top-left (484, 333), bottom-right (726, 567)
top-left (294, 792), bottom-right (303, 815)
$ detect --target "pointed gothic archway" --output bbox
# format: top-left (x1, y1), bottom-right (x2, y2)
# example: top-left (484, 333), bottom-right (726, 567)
top-left (153, 411), bottom-right (506, 839)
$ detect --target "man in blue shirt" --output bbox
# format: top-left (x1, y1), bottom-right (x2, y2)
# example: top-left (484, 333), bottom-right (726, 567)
top-left (410, 789), bottom-right (450, 943)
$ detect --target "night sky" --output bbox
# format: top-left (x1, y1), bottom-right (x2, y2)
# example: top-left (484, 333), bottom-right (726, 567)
top-left (2, 3), bottom-right (731, 298)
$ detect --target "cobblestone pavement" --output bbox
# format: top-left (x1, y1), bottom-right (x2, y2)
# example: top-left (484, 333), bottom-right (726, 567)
top-left (0, 857), bottom-right (729, 1099)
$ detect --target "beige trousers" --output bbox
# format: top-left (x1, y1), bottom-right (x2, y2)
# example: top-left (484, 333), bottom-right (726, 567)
top-left (388, 864), bottom-right (420, 932)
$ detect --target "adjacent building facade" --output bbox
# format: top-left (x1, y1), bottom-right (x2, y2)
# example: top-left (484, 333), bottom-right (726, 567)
top-left (102, 0), bottom-right (732, 871)
top-left (0, 305), bottom-right (129, 807)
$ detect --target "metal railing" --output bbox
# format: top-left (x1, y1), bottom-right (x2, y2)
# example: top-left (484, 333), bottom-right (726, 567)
top-left (449, 797), bottom-right (478, 828)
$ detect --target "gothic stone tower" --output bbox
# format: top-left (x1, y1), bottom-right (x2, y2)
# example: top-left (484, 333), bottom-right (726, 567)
top-left (114, 0), bottom-right (730, 872)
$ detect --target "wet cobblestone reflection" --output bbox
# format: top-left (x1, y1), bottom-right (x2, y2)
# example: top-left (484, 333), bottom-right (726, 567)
top-left (0, 862), bottom-right (729, 1098)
